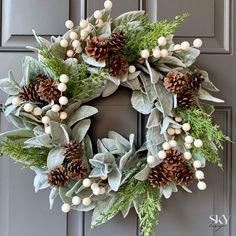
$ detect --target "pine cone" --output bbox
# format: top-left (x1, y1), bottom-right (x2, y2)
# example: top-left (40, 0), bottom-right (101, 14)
top-left (36, 77), bottom-right (60, 103)
top-left (177, 90), bottom-right (194, 109)
top-left (163, 149), bottom-right (185, 172)
top-left (48, 165), bottom-right (69, 188)
top-left (175, 163), bottom-right (195, 186)
top-left (67, 159), bottom-right (87, 180)
top-left (163, 72), bottom-right (187, 93)
top-left (36, 74), bottom-right (49, 83)
top-left (108, 31), bottom-right (127, 53)
top-left (19, 83), bottom-right (39, 102)
top-left (64, 140), bottom-right (83, 161)
top-left (186, 72), bottom-right (204, 91)
top-left (106, 54), bottom-right (129, 76)
top-left (85, 36), bottom-right (109, 61)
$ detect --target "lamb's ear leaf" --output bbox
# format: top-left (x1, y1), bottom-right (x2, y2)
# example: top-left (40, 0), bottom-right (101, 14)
top-left (33, 172), bottom-right (49, 192)
top-left (47, 147), bottom-right (66, 170)
top-left (49, 188), bottom-right (59, 210)
top-left (71, 119), bottom-right (91, 142)
top-left (82, 54), bottom-right (106, 67)
top-left (50, 121), bottom-right (70, 146)
top-left (134, 165), bottom-right (151, 181)
top-left (108, 167), bottom-right (122, 191)
top-left (197, 88), bottom-right (224, 103)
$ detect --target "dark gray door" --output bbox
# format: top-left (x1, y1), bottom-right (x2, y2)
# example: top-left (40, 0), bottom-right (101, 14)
top-left (0, 1), bottom-right (235, 236)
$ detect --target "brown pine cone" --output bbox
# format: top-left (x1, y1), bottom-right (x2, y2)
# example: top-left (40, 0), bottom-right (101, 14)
top-left (106, 54), bottom-right (129, 76)
top-left (163, 149), bottom-right (185, 172)
top-left (48, 165), bottom-right (69, 188)
top-left (175, 163), bottom-right (195, 186)
top-left (67, 159), bottom-right (87, 181)
top-left (36, 77), bottom-right (60, 103)
top-left (186, 72), bottom-right (204, 91)
top-left (85, 36), bottom-right (109, 61)
top-left (19, 83), bottom-right (39, 102)
top-left (36, 74), bottom-right (49, 83)
top-left (64, 140), bottom-right (83, 161)
top-left (177, 90), bottom-right (194, 109)
top-left (163, 71), bottom-right (187, 93)
top-left (108, 31), bottom-right (127, 53)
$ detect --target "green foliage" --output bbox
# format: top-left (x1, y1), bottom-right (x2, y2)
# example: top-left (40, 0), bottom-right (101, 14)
top-left (0, 139), bottom-right (49, 168)
top-left (176, 106), bottom-right (230, 166)
top-left (93, 178), bottom-right (147, 227)
top-left (123, 13), bottom-right (189, 63)
top-left (139, 185), bottom-right (161, 236)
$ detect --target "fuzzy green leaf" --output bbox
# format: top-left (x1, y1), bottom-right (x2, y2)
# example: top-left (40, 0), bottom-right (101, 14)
top-left (47, 147), bottom-right (66, 170)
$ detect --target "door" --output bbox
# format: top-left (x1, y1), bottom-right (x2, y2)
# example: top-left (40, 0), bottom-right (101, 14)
top-left (0, 1), bottom-right (235, 236)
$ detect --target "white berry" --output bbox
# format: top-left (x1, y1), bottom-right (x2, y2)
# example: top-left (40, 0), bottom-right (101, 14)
top-left (72, 40), bottom-right (81, 48)
top-left (100, 176), bottom-right (108, 180)
top-left (99, 187), bottom-right (106, 195)
top-left (59, 96), bottom-right (68, 105)
top-left (197, 181), bottom-right (207, 190)
top-left (83, 178), bottom-right (91, 187)
top-left (91, 183), bottom-right (99, 190)
top-left (45, 126), bottom-right (51, 134)
top-left (58, 83), bottom-right (67, 92)
top-left (60, 74), bottom-right (69, 83)
top-left (73, 58), bottom-right (78, 64)
top-left (33, 107), bottom-right (42, 116)
top-left (185, 135), bottom-right (193, 144)
top-left (174, 44), bottom-right (181, 51)
top-left (152, 48), bottom-right (162, 58)
top-left (67, 50), bottom-right (74, 58)
top-left (60, 112), bottom-right (68, 120)
top-left (72, 196), bottom-right (81, 205)
top-left (162, 142), bottom-right (171, 151)
top-left (175, 128), bottom-right (182, 135)
top-left (167, 128), bottom-right (175, 136)
top-left (158, 150), bottom-right (167, 160)
top-left (175, 117), bottom-right (182, 123)
top-left (128, 65), bottom-right (136, 74)
top-left (85, 25), bottom-right (92, 33)
top-left (96, 19), bottom-right (104, 28)
top-left (193, 38), bottom-right (203, 48)
top-left (169, 140), bottom-right (177, 148)
top-left (181, 41), bottom-right (190, 51)
top-left (24, 103), bottom-right (33, 113)
top-left (12, 97), bottom-right (22, 106)
top-left (51, 104), bottom-right (61, 113)
top-left (82, 197), bottom-right (91, 206)
top-left (80, 20), bottom-right (88, 29)
top-left (194, 139), bottom-right (203, 148)
top-left (193, 160), bottom-right (202, 169)
top-left (140, 49), bottom-right (150, 59)
top-left (41, 116), bottom-right (50, 124)
top-left (161, 49), bottom-right (168, 57)
top-left (70, 31), bottom-right (78, 40)
top-left (195, 170), bottom-right (205, 179)
top-left (65, 20), bottom-right (74, 29)
top-left (147, 155), bottom-right (157, 165)
top-left (104, 0), bottom-right (113, 9)
top-left (80, 30), bottom-right (89, 39)
top-left (93, 187), bottom-right (101, 196)
top-left (60, 39), bottom-right (68, 48)
top-left (75, 47), bottom-right (82, 54)
top-left (182, 123), bottom-right (191, 131)
top-left (94, 10), bottom-right (102, 19)
top-left (184, 151), bottom-right (192, 160)
top-left (61, 203), bottom-right (71, 213)
top-left (184, 143), bottom-right (192, 149)
top-left (158, 36), bottom-right (167, 46)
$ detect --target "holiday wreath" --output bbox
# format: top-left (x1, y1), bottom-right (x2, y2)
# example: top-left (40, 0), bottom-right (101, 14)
top-left (0, 1), bottom-right (229, 235)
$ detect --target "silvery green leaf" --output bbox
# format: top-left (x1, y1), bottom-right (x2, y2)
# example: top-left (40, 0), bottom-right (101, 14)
top-left (101, 138), bottom-right (117, 153)
top-left (49, 188), bottom-right (59, 209)
top-left (33, 126), bottom-right (45, 136)
top-left (173, 94), bottom-right (177, 108)
top-left (108, 131), bottom-right (130, 150)
top-left (162, 184), bottom-right (174, 199)
top-left (0, 128), bottom-right (33, 141)
top-left (112, 11), bottom-right (145, 29)
top-left (0, 77), bottom-right (20, 95)
top-left (131, 90), bottom-right (153, 114)
top-left (135, 165), bottom-right (151, 181)
top-left (108, 167), bottom-right (122, 191)
top-left (175, 48), bottom-right (200, 67)
top-left (64, 101), bottom-right (82, 117)
top-left (66, 181), bottom-right (82, 197)
top-left (82, 134), bottom-right (93, 159)
top-left (157, 56), bottom-right (186, 69)
top-left (135, 64), bottom-right (149, 74)
top-left (71, 119), bottom-right (91, 143)
top-left (97, 139), bottom-right (108, 153)
top-left (128, 71), bottom-right (140, 80)
top-left (145, 60), bottom-right (160, 84)
top-left (50, 121), bottom-right (70, 146)
top-left (59, 184), bottom-right (75, 204)
top-left (102, 80), bottom-right (119, 97)
top-left (146, 108), bottom-right (161, 128)
top-left (6, 114), bottom-right (25, 129)
top-left (26, 46), bottom-right (41, 53)
top-left (139, 72), bottom-right (157, 102)
top-left (161, 117), bottom-right (181, 134)
top-left (197, 88), bottom-right (224, 103)
top-left (93, 152), bottom-right (115, 164)
top-left (181, 185), bottom-right (192, 193)
top-left (34, 173), bottom-right (49, 192)
top-left (47, 147), bottom-right (66, 170)
top-left (49, 42), bottom-right (65, 59)
top-left (4, 105), bottom-right (16, 116)
top-left (20, 112), bottom-right (41, 123)
top-left (37, 134), bottom-right (53, 147)
top-left (107, 75), bottom-right (121, 86)
top-left (88, 9), bottom-right (111, 25)
top-left (148, 126), bottom-right (165, 146)
top-left (89, 168), bottom-right (104, 178)
top-left (123, 78), bottom-right (141, 90)
top-left (32, 30), bottom-right (51, 48)
top-left (121, 202), bottom-right (132, 218)
top-left (197, 101), bottom-right (215, 115)
top-left (96, 22), bottom-right (111, 38)
top-left (155, 81), bottom-right (173, 117)
top-left (82, 54), bottom-right (106, 67)
top-left (133, 194), bottom-right (144, 215)
top-left (46, 110), bottom-right (59, 122)
top-left (68, 105), bottom-right (98, 127)
top-left (200, 70), bottom-right (220, 92)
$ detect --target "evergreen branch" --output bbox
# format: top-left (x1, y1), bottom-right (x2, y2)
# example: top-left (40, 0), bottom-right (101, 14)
top-left (0, 139), bottom-right (49, 168)
top-left (139, 185), bottom-right (161, 236)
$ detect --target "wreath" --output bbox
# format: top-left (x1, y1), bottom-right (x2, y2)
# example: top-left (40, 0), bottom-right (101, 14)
top-left (0, 1), bottom-right (229, 235)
